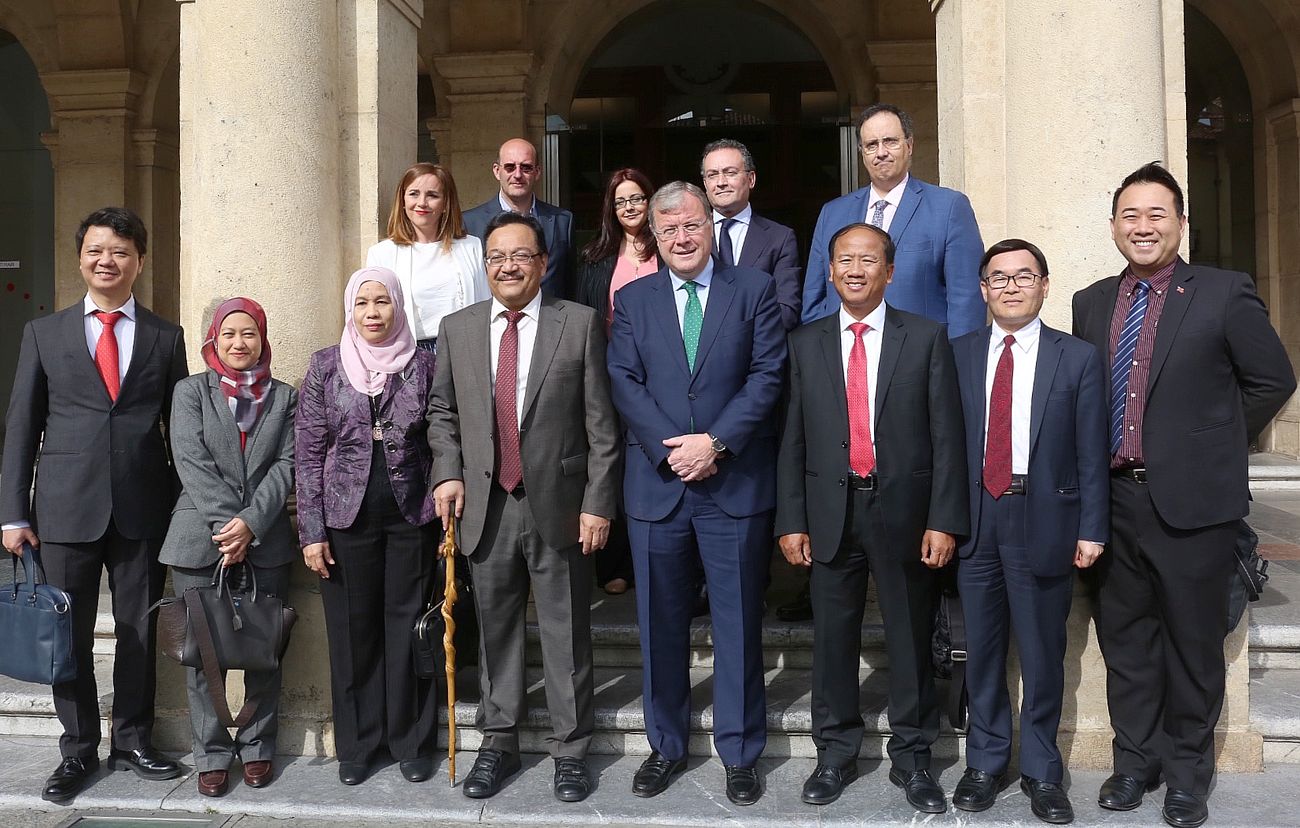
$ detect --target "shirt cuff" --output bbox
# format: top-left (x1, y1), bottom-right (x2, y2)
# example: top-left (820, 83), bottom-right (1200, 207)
top-left (1, 521), bottom-right (31, 531)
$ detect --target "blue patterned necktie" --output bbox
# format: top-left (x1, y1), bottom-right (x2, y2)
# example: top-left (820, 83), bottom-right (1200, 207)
top-left (869, 199), bottom-right (888, 228)
top-left (1110, 280), bottom-right (1151, 454)
top-left (682, 281), bottom-right (703, 372)
top-left (717, 218), bottom-right (737, 266)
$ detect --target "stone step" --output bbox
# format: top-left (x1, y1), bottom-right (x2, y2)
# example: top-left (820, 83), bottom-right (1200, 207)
top-left (1247, 566), bottom-right (1300, 669)
top-left (1251, 668), bottom-right (1300, 763)
top-left (1248, 452), bottom-right (1300, 491)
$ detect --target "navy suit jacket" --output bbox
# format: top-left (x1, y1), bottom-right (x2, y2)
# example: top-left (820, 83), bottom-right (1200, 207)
top-left (463, 197), bottom-right (574, 298)
top-left (801, 177), bottom-right (985, 338)
top-left (732, 212), bottom-right (801, 332)
top-left (952, 323), bottom-right (1110, 576)
top-left (607, 263), bottom-right (786, 522)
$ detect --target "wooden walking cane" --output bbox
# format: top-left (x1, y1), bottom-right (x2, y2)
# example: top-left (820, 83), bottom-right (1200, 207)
top-left (439, 514), bottom-right (459, 784)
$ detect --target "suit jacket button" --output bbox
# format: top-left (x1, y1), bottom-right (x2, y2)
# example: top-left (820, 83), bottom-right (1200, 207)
top-left (838, 478), bottom-right (845, 486)
top-left (841, 441), bottom-right (848, 448)
top-left (688, 393), bottom-right (697, 400)
top-left (386, 443), bottom-right (396, 451)
top-left (484, 471), bottom-right (491, 477)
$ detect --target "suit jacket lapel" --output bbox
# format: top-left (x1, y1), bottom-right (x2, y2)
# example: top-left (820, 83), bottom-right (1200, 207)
top-left (522, 299), bottom-right (564, 420)
top-left (119, 308), bottom-right (158, 403)
top-left (535, 205), bottom-right (558, 253)
top-left (690, 268), bottom-right (735, 381)
top-left (1029, 326), bottom-right (1063, 455)
top-left (466, 303), bottom-right (494, 422)
top-left (61, 306), bottom-right (111, 403)
top-left (888, 179), bottom-right (924, 243)
top-left (649, 270), bottom-right (691, 377)
top-left (1147, 262), bottom-right (1194, 393)
top-left (817, 316), bottom-right (849, 433)
top-left (970, 327), bottom-right (992, 446)
top-left (737, 218), bottom-right (767, 269)
top-left (874, 308), bottom-right (907, 420)
top-left (208, 371), bottom-right (249, 477)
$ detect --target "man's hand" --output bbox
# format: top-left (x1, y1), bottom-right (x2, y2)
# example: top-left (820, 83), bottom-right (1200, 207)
top-left (778, 533), bottom-right (812, 567)
top-left (213, 517), bottom-right (253, 566)
top-left (434, 480), bottom-right (465, 522)
top-left (663, 434), bottom-right (719, 481)
top-left (2, 527), bottom-right (38, 557)
top-left (920, 530), bottom-right (956, 569)
top-left (1074, 540), bottom-right (1104, 569)
top-left (303, 542), bottom-right (334, 578)
top-left (578, 513), bottom-right (611, 555)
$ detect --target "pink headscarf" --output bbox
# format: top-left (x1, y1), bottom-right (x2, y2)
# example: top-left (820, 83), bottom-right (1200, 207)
top-left (201, 297), bottom-right (273, 435)
top-left (339, 266), bottom-right (416, 396)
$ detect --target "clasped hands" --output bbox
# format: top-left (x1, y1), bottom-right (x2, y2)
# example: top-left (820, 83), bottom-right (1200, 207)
top-left (663, 433), bottom-right (719, 482)
top-left (778, 528), bottom-right (957, 570)
top-left (432, 479), bottom-right (610, 555)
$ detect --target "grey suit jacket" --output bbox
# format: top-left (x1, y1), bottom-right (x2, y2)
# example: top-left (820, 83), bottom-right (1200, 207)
top-left (426, 296), bottom-right (621, 557)
top-left (159, 371), bottom-right (298, 569)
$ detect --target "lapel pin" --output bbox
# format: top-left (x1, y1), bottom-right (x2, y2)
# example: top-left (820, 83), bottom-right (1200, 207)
top-left (1176, 286), bottom-right (1185, 294)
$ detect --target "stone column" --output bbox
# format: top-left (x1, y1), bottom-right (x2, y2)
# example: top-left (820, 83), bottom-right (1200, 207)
top-left (170, 0), bottom-right (423, 757)
top-left (1260, 100), bottom-right (1300, 455)
top-left (432, 51), bottom-right (533, 205)
top-left (933, 0), bottom-right (1260, 772)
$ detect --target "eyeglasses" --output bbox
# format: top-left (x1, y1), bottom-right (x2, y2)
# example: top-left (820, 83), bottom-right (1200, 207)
top-left (982, 271), bottom-right (1044, 289)
top-left (485, 251), bottom-right (542, 267)
top-left (702, 167), bottom-right (747, 183)
top-left (498, 162), bottom-right (536, 175)
top-left (860, 136), bottom-right (905, 154)
top-left (613, 195), bottom-right (647, 210)
top-left (653, 222), bottom-right (707, 241)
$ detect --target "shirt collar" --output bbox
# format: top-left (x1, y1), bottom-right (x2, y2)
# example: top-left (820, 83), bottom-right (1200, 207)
top-left (839, 300), bottom-right (887, 333)
top-left (498, 192), bottom-right (538, 217)
top-left (490, 290), bottom-right (543, 323)
top-left (712, 203), bottom-right (752, 227)
top-left (991, 316), bottom-right (1041, 352)
top-left (1121, 257), bottom-right (1180, 293)
top-left (669, 257), bottom-right (715, 292)
top-left (869, 174), bottom-right (910, 207)
top-left (83, 293), bottom-right (136, 320)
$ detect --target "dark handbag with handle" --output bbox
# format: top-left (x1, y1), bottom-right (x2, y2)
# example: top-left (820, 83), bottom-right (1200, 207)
top-left (413, 552), bottom-right (478, 678)
top-left (151, 562), bottom-right (297, 727)
top-left (1227, 519), bottom-right (1267, 634)
top-left (931, 566), bottom-right (969, 732)
top-left (0, 543), bottom-right (76, 685)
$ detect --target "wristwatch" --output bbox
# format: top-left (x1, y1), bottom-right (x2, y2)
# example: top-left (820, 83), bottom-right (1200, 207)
top-left (708, 433), bottom-right (727, 455)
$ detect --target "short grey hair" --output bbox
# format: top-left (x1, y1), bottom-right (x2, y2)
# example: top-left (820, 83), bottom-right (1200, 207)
top-left (700, 139), bottom-right (755, 174)
top-left (648, 181), bottom-right (711, 231)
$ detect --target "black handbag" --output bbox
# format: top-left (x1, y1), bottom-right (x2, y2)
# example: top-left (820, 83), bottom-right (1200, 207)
top-left (931, 567), bottom-right (969, 732)
top-left (0, 543), bottom-right (75, 685)
top-left (151, 562), bottom-right (297, 727)
top-left (413, 553), bottom-right (478, 678)
top-left (1227, 519), bottom-right (1268, 634)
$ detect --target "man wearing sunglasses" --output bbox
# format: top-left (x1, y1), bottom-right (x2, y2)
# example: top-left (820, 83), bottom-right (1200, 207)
top-left (464, 138), bottom-right (575, 299)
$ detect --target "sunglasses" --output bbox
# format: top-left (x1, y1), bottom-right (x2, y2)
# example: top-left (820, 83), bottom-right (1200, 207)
top-left (499, 162), bottom-right (536, 174)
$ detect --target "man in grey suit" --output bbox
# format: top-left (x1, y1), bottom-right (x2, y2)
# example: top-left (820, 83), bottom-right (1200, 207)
top-left (1, 207), bottom-right (188, 804)
top-left (427, 212), bottom-right (620, 803)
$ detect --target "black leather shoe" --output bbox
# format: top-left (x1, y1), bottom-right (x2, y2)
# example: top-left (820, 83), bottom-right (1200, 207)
top-left (631, 751), bottom-right (687, 798)
top-left (462, 749), bottom-right (521, 799)
top-left (889, 766), bottom-right (946, 814)
top-left (1098, 772), bottom-right (1160, 811)
top-left (399, 756), bottom-right (433, 783)
top-left (801, 762), bottom-right (858, 805)
top-left (1022, 776), bottom-right (1074, 824)
top-left (775, 584), bottom-right (814, 622)
top-left (725, 765), bottom-right (762, 805)
top-left (953, 767), bottom-right (1003, 812)
top-left (107, 747), bottom-right (182, 781)
top-left (553, 757), bottom-right (591, 802)
top-left (337, 761), bottom-right (369, 785)
top-left (41, 756), bottom-right (99, 805)
top-left (1162, 789), bottom-right (1209, 828)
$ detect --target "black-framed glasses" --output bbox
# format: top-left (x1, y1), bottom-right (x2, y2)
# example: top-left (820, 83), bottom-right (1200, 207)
top-left (485, 251), bottom-right (542, 267)
top-left (613, 195), bottom-right (647, 210)
top-left (983, 272), bottom-right (1044, 289)
top-left (498, 162), bottom-right (536, 174)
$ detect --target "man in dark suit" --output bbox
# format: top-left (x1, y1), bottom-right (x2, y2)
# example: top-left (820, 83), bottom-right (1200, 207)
top-left (701, 139), bottom-right (802, 331)
top-left (950, 239), bottom-right (1109, 824)
top-left (800, 103), bottom-right (984, 337)
top-left (462, 138), bottom-right (574, 298)
top-left (607, 181), bottom-right (786, 805)
top-left (1072, 163), bottom-right (1295, 828)
top-left (1, 207), bottom-right (188, 803)
top-left (776, 222), bottom-right (967, 813)
top-left (427, 213), bottom-right (620, 803)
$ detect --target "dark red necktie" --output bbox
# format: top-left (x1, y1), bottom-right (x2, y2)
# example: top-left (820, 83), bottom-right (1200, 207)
top-left (494, 310), bottom-right (525, 492)
top-left (846, 322), bottom-right (875, 477)
top-left (93, 310), bottom-right (125, 402)
top-left (983, 334), bottom-right (1015, 498)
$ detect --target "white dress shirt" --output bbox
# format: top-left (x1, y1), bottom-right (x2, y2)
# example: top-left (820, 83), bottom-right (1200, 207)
top-left (668, 258), bottom-right (714, 331)
top-left (866, 174), bottom-right (910, 232)
top-left (497, 192), bottom-right (538, 218)
top-left (83, 293), bottom-right (137, 384)
top-left (982, 318), bottom-right (1041, 475)
top-left (839, 302), bottom-right (887, 444)
top-left (712, 203), bottom-right (752, 264)
top-left (489, 291), bottom-right (542, 427)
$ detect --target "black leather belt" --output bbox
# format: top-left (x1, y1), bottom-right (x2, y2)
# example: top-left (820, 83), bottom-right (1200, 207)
top-left (1003, 474), bottom-right (1028, 495)
top-left (848, 472), bottom-right (878, 490)
top-left (1112, 467), bottom-right (1148, 483)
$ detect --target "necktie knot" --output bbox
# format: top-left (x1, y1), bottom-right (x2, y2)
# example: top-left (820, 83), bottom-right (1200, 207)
top-left (849, 321), bottom-right (870, 340)
top-left (682, 280), bottom-right (698, 297)
top-left (1003, 333), bottom-right (1016, 348)
top-left (1133, 280), bottom-right (1150, 297)
top-left (503, 310), bottom-right (524, 326)
top-left (94, 310), bottom-right (124, 329)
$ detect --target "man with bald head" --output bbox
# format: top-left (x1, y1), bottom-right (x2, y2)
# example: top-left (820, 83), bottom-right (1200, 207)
top-left (463, 138), bottom-right (575, 298)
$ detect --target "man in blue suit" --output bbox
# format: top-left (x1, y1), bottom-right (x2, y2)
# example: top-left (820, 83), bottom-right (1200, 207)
top-left (950, 239), bottom-right (1109, 824)
top-left (701, 139), bottom-right (802, 331)
top-left (462, 138), bottom-right (574, 298)
top-left (800, 104), bottom-right (984, 336)
top-left (607, 181), bottom-right (786, 806)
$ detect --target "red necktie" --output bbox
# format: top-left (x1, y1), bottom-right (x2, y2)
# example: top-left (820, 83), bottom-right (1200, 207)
top-left (983, 334), bottom-right (1015, 498)
top-left (494, 310), bottom-right (525, 492)
top-left (93, 310), bottom-right (125, 402)
top-left (847, 322), bottom-right (875, 477)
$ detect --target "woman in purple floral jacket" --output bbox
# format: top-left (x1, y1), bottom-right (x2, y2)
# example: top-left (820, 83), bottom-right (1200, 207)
top-left (295, 266), bottom-right (438, 786)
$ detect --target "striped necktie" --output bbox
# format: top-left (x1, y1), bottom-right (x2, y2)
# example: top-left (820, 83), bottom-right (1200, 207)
top-left (1110, 281), bottom-right (1150, 454)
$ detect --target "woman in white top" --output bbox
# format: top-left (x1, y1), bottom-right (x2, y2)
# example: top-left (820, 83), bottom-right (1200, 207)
top-left (366, 163), bottom-right (489, 356)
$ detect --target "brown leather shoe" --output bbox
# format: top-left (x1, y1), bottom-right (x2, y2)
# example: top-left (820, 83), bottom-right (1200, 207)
top-left (242, 760), bottom-right (274, 788)
top-left (197, 770), bottom-right (228, 797)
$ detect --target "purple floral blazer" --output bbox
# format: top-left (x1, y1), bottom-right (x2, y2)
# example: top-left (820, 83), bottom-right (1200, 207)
top-left (294, 346), bottom-right (437, 546)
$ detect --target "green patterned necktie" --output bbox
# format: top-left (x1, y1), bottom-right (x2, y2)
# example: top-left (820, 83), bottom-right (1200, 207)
top-left (682, 280), bottom-right (703, 371)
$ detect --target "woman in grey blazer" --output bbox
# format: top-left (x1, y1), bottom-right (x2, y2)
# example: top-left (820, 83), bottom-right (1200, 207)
top-left (159, 297), bottom-right (297, 798)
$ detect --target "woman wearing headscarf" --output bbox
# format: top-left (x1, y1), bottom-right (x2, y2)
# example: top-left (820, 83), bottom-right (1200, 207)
top-left (160, 298), bottom-right (298, 798)
top-left (295, 267), bottom-right (438, 786)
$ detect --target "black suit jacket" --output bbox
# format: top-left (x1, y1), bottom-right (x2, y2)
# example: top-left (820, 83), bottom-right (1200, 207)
top-left (463, 197), bottom-right (574, 299)
top-left (775, 306), bottom-right (968, 561)
top-left (1, 301), bottom-right (188, 543)
top-left (736, 212), bottom-right (801, 332)
top-left (1072, 259), bottom-right (1295, 530)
